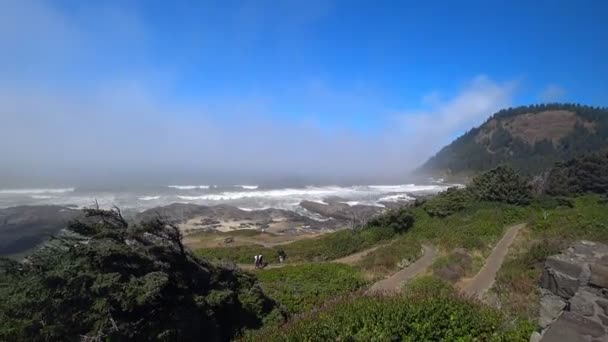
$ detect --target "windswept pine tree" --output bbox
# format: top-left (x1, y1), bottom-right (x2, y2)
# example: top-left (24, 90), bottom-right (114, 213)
top-left (0, 208), bottom-right (283, 342)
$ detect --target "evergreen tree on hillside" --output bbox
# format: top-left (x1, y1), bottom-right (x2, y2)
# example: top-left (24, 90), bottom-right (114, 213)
top-left (421, 104), bottom-right (608, 176)
top-left (545, 151), bottom-right (608, 196)
top-left (470, 165), bottom-right (532, 205)
top-left (0, 208), bottom-right (282, 341)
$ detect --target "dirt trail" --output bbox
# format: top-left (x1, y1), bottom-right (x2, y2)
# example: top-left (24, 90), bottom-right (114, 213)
top-left (333, 244), bottom-right (389, 265)
top-left (366, 245), bottom-right (437, 294)
top-left (237, 242), bottom-right (392, 270)
top-left (458, 223), bottom-right (524, 299)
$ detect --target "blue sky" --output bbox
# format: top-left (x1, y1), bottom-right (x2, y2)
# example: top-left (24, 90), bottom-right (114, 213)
top-left (0, 0), bottom-right (607, 185)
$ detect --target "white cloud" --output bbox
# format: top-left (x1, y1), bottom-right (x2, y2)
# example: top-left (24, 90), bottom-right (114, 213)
top-left (539, 84), bottom-right (566, 102)
top-left (0, 75), bottom-right (517, 186)
top-left (392, 75), bottom-right (517, 161)
top-left (0, 2), bottom-right (519, 185)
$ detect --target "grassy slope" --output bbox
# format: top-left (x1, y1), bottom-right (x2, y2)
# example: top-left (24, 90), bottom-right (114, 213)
top-left (357, 202), bottom-right (531, 278)
top-left (493, 195), bottom-right (608, 318)
top-left (254, 263), bottom-right (367, 315)
top-left (244, 276), bottom-right (533, 341)
top-left (196, 227), bottom-right (397, 265)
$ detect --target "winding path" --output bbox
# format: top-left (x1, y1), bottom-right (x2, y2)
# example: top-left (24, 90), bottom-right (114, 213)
top-left (238, 243), bottom-right (392, 270)
top-left (458, 223), bottom-right (524, 299)
top-left (333, 243), bottom-right (390, 265)
top-left (367, 244), bottom-right (438, 294)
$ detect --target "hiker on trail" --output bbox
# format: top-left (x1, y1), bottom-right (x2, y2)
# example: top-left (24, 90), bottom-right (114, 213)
top-left (277, 249), bottom-right (286, 263)
top-left (254, 255), bottom-right (259, 268)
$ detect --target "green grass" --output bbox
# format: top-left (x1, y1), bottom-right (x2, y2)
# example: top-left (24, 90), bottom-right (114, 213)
top-left (196, 244), bottom-right (274, 264)
top-left (530, 195), bottom-right (608, 243)
top-left (255, 263), bottom-right (367, 315)
top-left (244, 276), bottom-right (533, 341)
top-left (409, 201), bottom-right (530, 251)
top-left (356, 235), bottom-right (421, 279)
top-left (196, 226), bottom-right (398, 265)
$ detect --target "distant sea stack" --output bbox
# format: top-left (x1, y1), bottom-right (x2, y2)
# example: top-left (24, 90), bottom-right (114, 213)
top-left (419, 104), bottom-right (608, 179)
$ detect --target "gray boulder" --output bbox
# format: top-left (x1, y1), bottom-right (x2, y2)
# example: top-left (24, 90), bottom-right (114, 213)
top-left (570, 290), bottom-right (596, 317)
top-left (539, 290), bottom-right (567, 329)
top-left (590, 263), bottom-right (608, 289)
top-left (537, 241), bottom-right (608, 341)
top-left (541, 267), bottom-right (580, 299)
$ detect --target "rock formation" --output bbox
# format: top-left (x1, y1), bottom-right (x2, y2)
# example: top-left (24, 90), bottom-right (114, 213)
top-left (534, 240), bottom-right (608, 341)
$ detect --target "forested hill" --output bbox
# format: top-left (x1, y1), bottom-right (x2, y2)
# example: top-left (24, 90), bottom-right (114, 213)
top-left (420, 103), bottom-right (608, 177)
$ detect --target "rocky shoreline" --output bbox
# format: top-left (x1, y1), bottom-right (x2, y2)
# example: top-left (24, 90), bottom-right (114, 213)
top-left (0, 195), bottom-right (417, 257)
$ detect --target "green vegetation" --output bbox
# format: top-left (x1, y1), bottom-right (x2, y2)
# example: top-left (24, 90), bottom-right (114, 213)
top-left (421, 103), bottom-right (608, 176)
top-left (356, 235), bottom-right (421, 278)
top-left (545, 151), bottom-right (608, 196)
top-left (470, 165), bottom-right (532, 205)
top-left (431, 249), bottom-right (474, 283)
top-left (411, 201), bottom-right (529, 251)
top-left (493, 239), bottom-right (563, 317)
top-left (422, 166), bottom-right (530, 218)
top-left (358, 200), bottom-right (529, 278)
top-left (0, 208), bottom-right (282, 342)
top-left (532, 195), bottom-right (608, 243)
top-left (197, 208), bottom-right (414, 265)
top-left (255, 263), bottom-right (367, 315)
top-left (422, 186), bottom-right (475, 217)
top-left (365, 207), bottom-right (415, 233)
top-left (245, 276), bottom-right (533, 341)
top-left (493, 195), bottom-right (608, 318)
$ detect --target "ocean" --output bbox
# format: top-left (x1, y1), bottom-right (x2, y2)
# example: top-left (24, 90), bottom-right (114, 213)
top-left (0, 182), bottom-right (453, 215)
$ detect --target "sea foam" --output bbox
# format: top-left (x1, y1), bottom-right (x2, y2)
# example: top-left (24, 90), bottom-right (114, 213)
top-left (0, 188), bottom-right (75, 194)
top-left (138, 196), bottom-right (161, 201)
top-left (167, 185), bottom-right (210, 190)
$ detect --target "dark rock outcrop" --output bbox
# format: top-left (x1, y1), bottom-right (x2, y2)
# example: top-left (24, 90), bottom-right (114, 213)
top-left (536, 240), bottom-right (608, 341)
top-left (136, 203), bottom-right (340, 232)
top-left (299, 199), bottom-right (382, 222)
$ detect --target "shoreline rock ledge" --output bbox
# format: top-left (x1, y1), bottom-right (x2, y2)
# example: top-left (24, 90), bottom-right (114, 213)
top-left (533, 240), bottom-right (608, 342)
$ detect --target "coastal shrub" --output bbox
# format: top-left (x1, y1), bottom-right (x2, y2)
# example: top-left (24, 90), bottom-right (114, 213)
top-left (470, 165), bottom-right (532, 205)
top-left (255, 263), bottom-right (367, 314)
top-left (0, 208), bottom-right (282, 342)
top-left (366, 207), bottom-right (415, 233)
top-left (545, 151), bottom-right (608, 196)
top-left (245, 275), bottom-right (533, 341)
top-left (422, 186), bottom-right (475, 217)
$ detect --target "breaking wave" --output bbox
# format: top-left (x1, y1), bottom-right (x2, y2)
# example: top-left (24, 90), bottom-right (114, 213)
top-left (138, 196), bottom-right (161, 201)
top-left (167, 185), bottom-right (210, 190)
top-left (238, 185), bottom-right (259, 190)
top-left (0, 188), bottom-right (75, 194)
